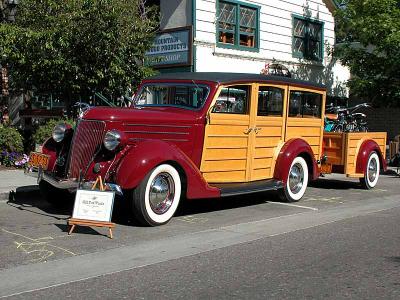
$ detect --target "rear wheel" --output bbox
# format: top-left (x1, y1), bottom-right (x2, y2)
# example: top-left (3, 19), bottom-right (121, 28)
top-left (132, 164), bottom-right (181, 226)
top-left (279, 156), bottom-right (309, 202)
top-left (359, 152), bottom-right (380, 189)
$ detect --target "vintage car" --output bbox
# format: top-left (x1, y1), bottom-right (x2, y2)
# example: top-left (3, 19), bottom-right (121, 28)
top-left (28, 73), bottom-right (387, 226)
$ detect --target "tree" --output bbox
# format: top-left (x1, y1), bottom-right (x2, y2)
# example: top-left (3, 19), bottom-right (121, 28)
top-left (334, 0), bottom-right (400, 107)
top-left (0, 0), bottom-right (159, 106)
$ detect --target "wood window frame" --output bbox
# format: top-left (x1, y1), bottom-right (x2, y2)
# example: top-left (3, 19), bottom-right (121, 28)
top-left (292, 15), bottom-right (324, 61)
top-left (216, 0), bottom-right (260, 52)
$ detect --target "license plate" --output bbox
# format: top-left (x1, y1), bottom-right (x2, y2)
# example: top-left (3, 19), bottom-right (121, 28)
top-left (28, 152), bottom-right (50, 170)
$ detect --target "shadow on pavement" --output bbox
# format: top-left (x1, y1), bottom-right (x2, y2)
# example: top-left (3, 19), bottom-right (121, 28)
top-left (176, 190), bottom-right (278, 217)
top-left (309, 178), bottom-right (363, 190)
top-left (7, 185), bottom-right (72, 220)
top-left (54, 223), bottom-right (109, 238)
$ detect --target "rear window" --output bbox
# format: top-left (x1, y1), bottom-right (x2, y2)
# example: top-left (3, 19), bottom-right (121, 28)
top-left (135, 84), bottom-right (209, 109)
top-left (288, 91), bottom-right (322, 118)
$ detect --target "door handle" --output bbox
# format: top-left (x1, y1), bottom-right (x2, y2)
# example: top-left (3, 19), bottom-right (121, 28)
top-left (254, 127), bottom-right (262, 134)
top-left (243, 127), bottom-right (253, 134)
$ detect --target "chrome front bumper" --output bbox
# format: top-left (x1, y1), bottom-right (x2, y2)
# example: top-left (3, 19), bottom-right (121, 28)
top-left (25, 167), bottom-right (123, 196)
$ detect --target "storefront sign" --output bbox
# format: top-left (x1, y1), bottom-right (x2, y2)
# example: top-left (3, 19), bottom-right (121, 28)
top-left (146, 26), bottom-right (192, 68)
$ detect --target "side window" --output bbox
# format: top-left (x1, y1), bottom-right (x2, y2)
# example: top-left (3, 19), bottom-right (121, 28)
top-left (289, 91), bottom-right (322, 118)
top-left (213, 85), bottom-right (249, 114)
top-left (257, 86), bottom-right (284, 116)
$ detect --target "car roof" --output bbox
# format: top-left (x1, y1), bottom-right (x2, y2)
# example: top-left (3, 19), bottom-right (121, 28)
top-left (148, 72), bottom-right (326, 90)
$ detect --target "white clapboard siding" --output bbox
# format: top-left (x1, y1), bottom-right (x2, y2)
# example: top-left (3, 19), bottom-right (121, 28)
top-left (193, 0), bottom-right (349, 96)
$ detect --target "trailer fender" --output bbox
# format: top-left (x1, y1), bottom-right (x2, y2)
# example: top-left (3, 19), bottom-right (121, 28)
top-left (115, 140), bottom-right (220, 199)
top-left (356, 140), bottom-right (387, 174)
top-left (274, 138), bottom-right (319, 183)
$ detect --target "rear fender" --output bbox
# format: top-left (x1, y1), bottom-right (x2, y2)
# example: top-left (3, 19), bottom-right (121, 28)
top-left (273, 138), bottom-right (319, 183)
top-left (116, 140), bottom-right (220, 199)
top-left (356, 140), bottom-right (386, 174)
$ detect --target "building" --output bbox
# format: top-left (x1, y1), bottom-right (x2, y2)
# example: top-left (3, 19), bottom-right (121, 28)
top-left (146, 0), bottom-right (349, 99)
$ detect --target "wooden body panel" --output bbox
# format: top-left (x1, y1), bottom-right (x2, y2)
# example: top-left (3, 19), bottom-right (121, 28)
top-left (285, 87), bottom-right (325, 161)
top-left (322, 132), bottom-right (387, 177)
top-left (323, 132), bottom-right (346, 165)
top-left (344, 132), bottom-right (386, 176)
top-left (201, 113), bottom-right (251, 182)
top-left (251, 84), bottom-right (287, 180)
top-left (201, 83), bottom-right (326, 183)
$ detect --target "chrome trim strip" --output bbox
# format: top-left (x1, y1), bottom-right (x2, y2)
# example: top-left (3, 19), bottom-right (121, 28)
top-left (128, 137), bottom-right (189, 142)
top-left (161, 139), bottom-right (190, 142)
top-left (124, 123), bottom-right (191, 129)
top-left (124, 131), bottom-right (189, 135)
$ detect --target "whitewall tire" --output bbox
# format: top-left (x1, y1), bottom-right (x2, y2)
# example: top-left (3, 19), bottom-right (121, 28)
top-left (132, 164), bottom-right (181, 226)
top-left (360, 152), bottom-right (380, 189)
top-left (279, 156), bottom-right (309, 202)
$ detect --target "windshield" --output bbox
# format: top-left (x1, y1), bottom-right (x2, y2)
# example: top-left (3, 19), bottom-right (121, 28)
top-left (134, 83), bottom-right (210, 109)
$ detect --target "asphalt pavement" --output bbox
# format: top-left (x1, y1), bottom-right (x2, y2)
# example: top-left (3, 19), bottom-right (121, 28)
top-left (0, 169), bottom-right (399, 299)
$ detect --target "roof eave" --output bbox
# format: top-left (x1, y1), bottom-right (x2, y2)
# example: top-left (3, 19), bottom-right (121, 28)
top-left (323, 0), bottom-right (341, 14)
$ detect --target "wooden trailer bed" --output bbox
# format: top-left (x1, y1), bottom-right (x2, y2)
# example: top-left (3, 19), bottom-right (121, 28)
top-left (322, 132), bottom-right (387, 177)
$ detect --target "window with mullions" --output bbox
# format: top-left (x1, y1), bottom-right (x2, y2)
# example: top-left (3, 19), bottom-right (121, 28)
top-left (293, 16), bottom-right (323, 60)
top-left (217, 1), bottom-right (259, 50)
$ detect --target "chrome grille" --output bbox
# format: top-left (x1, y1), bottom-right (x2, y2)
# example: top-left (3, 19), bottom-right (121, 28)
top-left (68, 120), bottom-right (105, 179)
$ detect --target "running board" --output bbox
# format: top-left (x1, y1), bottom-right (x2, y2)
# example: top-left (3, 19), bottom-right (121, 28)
top-left (212, 179), bottom-right (283, 197)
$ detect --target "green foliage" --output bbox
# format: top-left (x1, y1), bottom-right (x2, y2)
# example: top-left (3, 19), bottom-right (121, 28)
top-left (33, 119), bottom-right (75, 145)
top-left (0, 125), bottom-right (24, 153)
top-left (334, 0), bottom-right (400, 107)
top-left (0, 0), bottom-right (158, 100)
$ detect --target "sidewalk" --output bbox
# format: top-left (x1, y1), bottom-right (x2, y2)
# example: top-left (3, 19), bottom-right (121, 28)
top-left (0, 169), bottom-right (39, 201)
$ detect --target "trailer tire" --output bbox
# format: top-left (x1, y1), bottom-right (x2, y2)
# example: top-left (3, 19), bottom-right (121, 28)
top-left (359, 151), bottom-right (380, 189)
top-left (278, 156), bottom-right (309, 202)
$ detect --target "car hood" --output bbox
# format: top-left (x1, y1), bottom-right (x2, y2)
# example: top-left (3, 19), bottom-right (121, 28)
top-left (83, 106), bottom-right (201, 125)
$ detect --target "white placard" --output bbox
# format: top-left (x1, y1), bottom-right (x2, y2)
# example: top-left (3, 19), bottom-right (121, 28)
top-left (72, 189), bottom-right (115, 222)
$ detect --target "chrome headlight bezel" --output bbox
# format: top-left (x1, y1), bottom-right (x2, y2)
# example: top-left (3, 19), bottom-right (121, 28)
top-left (103, 130), bottom-right (122, 151)
top-left (52, 123), bottom-right (67, 143)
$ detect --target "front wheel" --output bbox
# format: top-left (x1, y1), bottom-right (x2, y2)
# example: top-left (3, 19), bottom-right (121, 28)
top-left (278, 156), bottom-right (309, 202)
top-left (359, 152), bottom-right (380, 189)
top-left (132, 164), bottom-right (182, 226)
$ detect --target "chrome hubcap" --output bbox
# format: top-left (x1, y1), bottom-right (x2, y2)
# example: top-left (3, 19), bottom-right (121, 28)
top-left (149, 172), bottom-right (175, 215)
top-left (368, 158), bottom-right (378, 183)
top-left (289, 163), bottom-right (304, 194)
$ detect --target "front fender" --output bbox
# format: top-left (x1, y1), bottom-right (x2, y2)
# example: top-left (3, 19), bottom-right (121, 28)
top-left (116, 140), bottom-right (220, 199)
top-left (273, 138), bottom-right (319, 183)
top-left (356, 140), bottom-right (387, 174)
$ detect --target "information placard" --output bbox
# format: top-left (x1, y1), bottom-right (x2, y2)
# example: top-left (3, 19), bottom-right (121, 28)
top-left (72, 189), bottom-right (115, 223)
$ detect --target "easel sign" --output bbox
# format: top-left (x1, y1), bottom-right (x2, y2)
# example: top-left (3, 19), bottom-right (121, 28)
top-left (68, 176), bottom-right (116, 239)
top-left (72, 189), bottom-right (114, 222)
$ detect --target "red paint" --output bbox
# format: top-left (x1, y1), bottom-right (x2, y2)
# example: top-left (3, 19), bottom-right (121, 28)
top-left (356, 140), bottom-right (387, 174)
top-left (115, 139), bottom-right (220, 199)
top-left (274, 138), bottom-right (319, 183)
top-left (41, 138), bottom-right (58, 171)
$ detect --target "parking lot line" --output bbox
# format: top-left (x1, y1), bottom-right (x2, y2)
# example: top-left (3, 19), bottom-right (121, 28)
top-left (268, 202), bottom-right (318, 211)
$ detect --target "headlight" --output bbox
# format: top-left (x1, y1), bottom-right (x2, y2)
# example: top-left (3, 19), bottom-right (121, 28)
top-left (52, 124), bottom-right (67, 143)
top-left (103, 130), bottom-right (122, 151)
